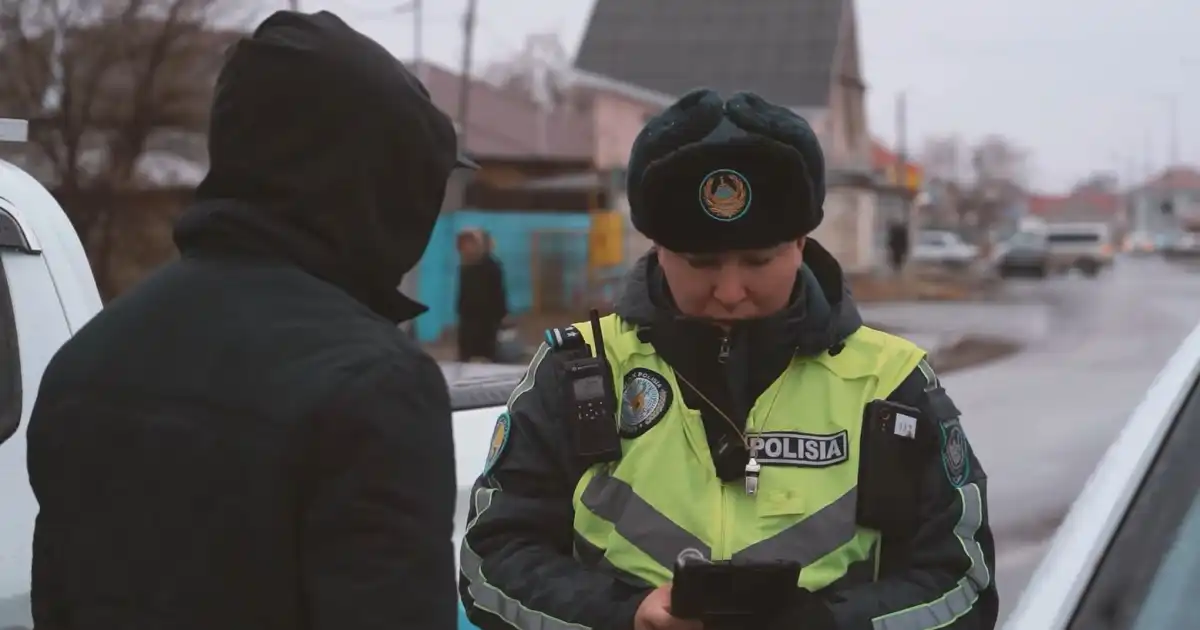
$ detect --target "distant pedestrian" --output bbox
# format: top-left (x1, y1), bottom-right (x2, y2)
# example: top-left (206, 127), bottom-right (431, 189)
top-left (887, 220), bottom-right (910, 273)
top-left (456, 229), bottom-right (509, 362)
top-left (25, 10), bottom-right (473, 630)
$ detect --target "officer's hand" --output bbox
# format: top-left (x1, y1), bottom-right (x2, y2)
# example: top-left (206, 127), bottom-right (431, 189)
top-left (634, 583), bottom-right (703, 630)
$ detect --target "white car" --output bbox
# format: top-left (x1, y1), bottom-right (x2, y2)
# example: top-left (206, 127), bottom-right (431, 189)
top-left (1005, 319), bottom-right (1200, 628)
top-left (0, 120), bottom-right (105, 626)
top-left (912, 229), bottom-right (980, 268)
top-left (0, 118), bottom-right (510, 629)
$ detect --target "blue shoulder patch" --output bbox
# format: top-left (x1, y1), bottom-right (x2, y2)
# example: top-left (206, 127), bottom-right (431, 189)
top-left (483, 412), bottom-right (511, 476)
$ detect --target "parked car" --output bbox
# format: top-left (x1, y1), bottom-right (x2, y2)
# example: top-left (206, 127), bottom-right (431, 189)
top-left (1161, 231), bottom-right (1200, 260)
top-left (1123, 231), bottom-right (1157, 256)
top-left (995, 230), bottom-right (1050, 278)
top-left (1045, 222), bottom-right (1114, 277)
top-left (1006, 319), bottom-right (1200, 629)
top-left (912, 229), bottom-right (979, 269)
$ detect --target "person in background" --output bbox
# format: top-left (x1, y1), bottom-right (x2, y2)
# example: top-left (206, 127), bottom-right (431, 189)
top-left (457, 229), bottom-right (508, 362)
top-left (25, 10), bottom-right (472, 630)
top-left (887, 219), bottom-right (910, 274)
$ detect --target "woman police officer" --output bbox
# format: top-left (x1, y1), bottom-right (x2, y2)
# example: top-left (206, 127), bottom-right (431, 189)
top-left (459, 89), bottom-right (997, 630)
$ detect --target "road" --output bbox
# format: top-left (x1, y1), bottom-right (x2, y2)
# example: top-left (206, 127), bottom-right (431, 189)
top-left (867, 256), bottom-right (1200, 624)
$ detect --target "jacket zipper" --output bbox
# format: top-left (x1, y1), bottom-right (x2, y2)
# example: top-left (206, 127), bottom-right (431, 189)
top-left (717, 332), bottom-right (731, 559)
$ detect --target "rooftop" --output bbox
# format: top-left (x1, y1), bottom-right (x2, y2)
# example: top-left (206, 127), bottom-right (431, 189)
top-left (574, 0), bottom-right (844, 108)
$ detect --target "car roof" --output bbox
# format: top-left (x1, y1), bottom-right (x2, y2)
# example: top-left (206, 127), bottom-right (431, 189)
top-left (1005, 319), bottom-right (1200, 628)
top-left (441, 362), bottom-right (527, 411)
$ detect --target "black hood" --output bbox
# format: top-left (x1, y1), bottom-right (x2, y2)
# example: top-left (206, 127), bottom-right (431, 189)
top-left (174, 10), bottom-right (461, 322)
top-left (613, 239), bottom-right (862, 358)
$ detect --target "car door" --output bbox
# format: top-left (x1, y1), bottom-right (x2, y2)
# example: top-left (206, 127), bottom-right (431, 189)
top-left (0, 161), bottom-right (102, 629)
top-left (1062, 376), bottom-right (1200, 629)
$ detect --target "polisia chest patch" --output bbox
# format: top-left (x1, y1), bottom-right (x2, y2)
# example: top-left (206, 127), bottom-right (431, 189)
top-left (749, 431), bottom-right (849, 467)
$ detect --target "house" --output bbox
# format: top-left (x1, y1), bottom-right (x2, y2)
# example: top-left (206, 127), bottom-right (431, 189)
top-left (1128, 167), bottom-right (1200, 236)
top-left (573, 0), bottom-right (883, 271)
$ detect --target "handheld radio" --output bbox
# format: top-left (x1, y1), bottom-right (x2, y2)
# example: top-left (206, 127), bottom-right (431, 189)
top-left (564, 309), bottom-right (622, 464)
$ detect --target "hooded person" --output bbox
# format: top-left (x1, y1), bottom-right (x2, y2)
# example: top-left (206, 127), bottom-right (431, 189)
top-left (459, 89), bottom-right (997, 630)
top-left (25, 11), bottom-right (470, 630)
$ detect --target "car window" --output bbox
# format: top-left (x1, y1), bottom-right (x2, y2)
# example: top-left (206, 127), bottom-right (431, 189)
top-left (1047, 233), bottom-right (1102, 243)
top-left (0, 255), bottom-right (19, 445)
top-left (1067, 373), bottom-right (1200, 629)
top-left (918, 232), bottom-right (946, 246)
top-left (1009, 232), bottom-right (1043, 247)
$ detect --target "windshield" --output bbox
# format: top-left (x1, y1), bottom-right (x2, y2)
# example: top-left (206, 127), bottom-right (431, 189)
top-left (1008, 232), bottom-right (1044, 247)
top-left (1047, 232), bottom-right (1101, 244)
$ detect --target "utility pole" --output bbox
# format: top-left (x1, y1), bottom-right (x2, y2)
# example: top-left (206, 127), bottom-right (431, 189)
top-left (895, 91), bottom-right (911, 222)
top-left (895, 91), bottom-right (913, 276)
top-left (288, 0), bottom-right (299, 10)
top-left (457, 0), bottom-right (479, 148)
top-left (413, 0), bottom-right (423, 72)
top-left (1168, 94), bottom-right (1180, 168)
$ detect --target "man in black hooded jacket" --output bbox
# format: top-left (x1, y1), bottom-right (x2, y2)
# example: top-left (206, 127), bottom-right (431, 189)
top-left (26, 11), bottom-right (468, 630)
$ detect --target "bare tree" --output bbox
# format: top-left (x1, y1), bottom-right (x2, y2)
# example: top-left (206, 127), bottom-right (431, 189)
top-left (0, 0), bottom-right (242, 296)
top-left (1072, 171), bottom-right (1119, 195)
top-left (482, 32), bottom-right (571, 107)
top-left (969, 134), bottom-right (1029, 188)
top-left (918, 135), bottom-right (966, 184)
top-left (916, 133), bottom-right (1035, 237)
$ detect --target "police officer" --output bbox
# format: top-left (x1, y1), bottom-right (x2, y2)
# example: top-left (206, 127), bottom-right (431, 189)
top-left (459, 89), bottom-right (998, 630)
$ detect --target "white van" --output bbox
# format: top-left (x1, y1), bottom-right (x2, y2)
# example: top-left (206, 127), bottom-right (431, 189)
top-left (1045, 222), bottom-right (1115, 277)
top-left (0, 118), bottom-right (511, 629)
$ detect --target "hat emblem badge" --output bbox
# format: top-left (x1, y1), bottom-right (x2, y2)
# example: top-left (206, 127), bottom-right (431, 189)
top-left (699, 169), bottom-right (751, 221)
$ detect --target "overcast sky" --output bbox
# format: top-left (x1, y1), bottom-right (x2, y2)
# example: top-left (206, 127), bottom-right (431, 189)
top-left (283, 0), bottom-right (1200, 193)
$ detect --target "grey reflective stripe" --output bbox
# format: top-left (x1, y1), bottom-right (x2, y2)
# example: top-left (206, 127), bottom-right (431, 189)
top-left (871, 483), bottom-right (991, 630)
top-left (732, 487), bottom-right (860, 565)
top-left (580, 472), bottom-right (711, 568)
top-left (460, 487), bottom-right (589, 630)
top-left (508, 343), bottom-right (550, 409)
top-left (917, 358), bottom-right (938, 391)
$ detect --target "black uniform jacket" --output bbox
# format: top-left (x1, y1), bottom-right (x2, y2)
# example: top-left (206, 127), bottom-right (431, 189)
top-left (460, 243), bottom-right (997, 630)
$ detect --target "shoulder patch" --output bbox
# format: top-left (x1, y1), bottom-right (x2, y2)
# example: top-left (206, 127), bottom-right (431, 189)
top-left (939, 417), bottom-right (970, 488)
top-left (619, 368), bottom-right (673, 438)
top-left (544, 326), bottom-right (585, 351)
top-left (483, 412), bottom-right (512, 475)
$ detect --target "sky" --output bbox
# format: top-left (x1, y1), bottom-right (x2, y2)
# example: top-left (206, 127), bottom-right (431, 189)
top-left (272, 0), bottom-right (1200, 193)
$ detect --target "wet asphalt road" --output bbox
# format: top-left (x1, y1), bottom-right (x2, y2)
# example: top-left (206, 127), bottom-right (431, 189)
top-left (867, 256), bottom-right (1200, 624)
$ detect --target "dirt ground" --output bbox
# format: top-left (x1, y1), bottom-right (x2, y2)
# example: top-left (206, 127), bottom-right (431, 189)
top-left (848, 266), bottom-right (1002, 303)
top-left (927, 335), bottom-right (1022, 374)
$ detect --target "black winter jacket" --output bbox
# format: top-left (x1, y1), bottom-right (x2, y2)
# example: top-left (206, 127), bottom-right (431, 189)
top-left (27, 10), bottom-right (464, 630)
